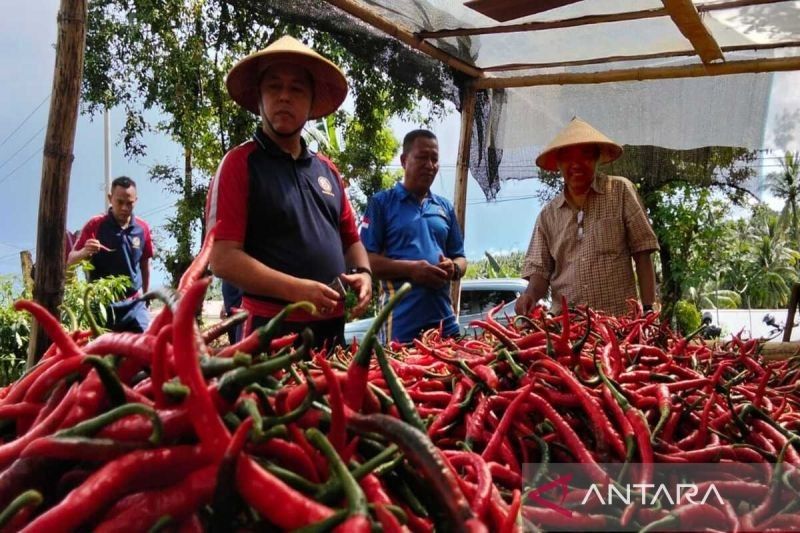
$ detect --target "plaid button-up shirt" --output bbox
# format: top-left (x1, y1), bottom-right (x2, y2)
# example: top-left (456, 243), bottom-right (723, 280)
top-left (521, 174), bottom-right (659, 316)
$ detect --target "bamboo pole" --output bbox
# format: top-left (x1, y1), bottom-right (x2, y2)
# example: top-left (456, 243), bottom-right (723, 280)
top-left (662, 0), bottom-right (723, 64)
top-left (482, 40), bottom-right (800, 73)
top-left (323, 0), bottom-right (484, 79)
top-left (28, 0), bottom-right (88, 366)
top-left (418, 0), bottom-right (784, 39)
top-left (474, 56), bottom-right (800, 89)
top-left (419, 7), bottom-right (668, 39)
top-left (450, 84), bottom-right (477, 316)
top-left (20, 251), bottom-right (34, 296)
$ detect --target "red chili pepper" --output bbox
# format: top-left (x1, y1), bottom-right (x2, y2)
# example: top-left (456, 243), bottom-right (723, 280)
top-left (149, 325), bottom-right (172, 409)
top-left (84, 332), bottom-right (155, 366)
top-left (533, 358), bottom-right (625, 460)
top-left (0, 384), bottom-right (78, 470)
top-left (20, 445), bottom-right (208, 532)
top-left (445, 451), bottom-right (492, 523)
top-left (22, 356), bottom-right (86, 404)
top-left (14, 300), bottom-right (83, 360)
top-left (172, 278), bottom-right (230, 455)
top-left (499, 489), bottom-right (521, 533)
top-left (235, 454), bottom-right (334, 529)
top-left (177, 225), bottom-right (216, 292)
top-left (428, 379), bottom-right (469, 438)
top-left (374, 504), bottom-right (404, 533)
top-left (316, 355), bottom-right (347, 456)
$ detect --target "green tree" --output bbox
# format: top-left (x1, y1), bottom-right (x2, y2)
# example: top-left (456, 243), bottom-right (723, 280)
top-left (762, 151), bottom-right (800, 250)
top-left (83, 0), bottom-right (450, 285)
top-left (465, 251), bottom-right (525, 279)
top-left (724, 205), bottom-right (800, 308)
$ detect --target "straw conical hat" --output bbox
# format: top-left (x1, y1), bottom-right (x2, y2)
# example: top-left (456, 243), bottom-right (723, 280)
top-left (535, 117), bottom-right (623, 171)
top-left (226, 35), bottom-right (348, 119)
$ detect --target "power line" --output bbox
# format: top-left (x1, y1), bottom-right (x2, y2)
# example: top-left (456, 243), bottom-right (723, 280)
top-left (139, 202), bottom-right (176, 218)
top-left (0, 144), bottom-right (42, 188)
top-left (0, 94), bottom-right (50, 151)
top-left (0, 251), bottom-right (21, 263)
top-left (0, 126), bottom-right (45, 172)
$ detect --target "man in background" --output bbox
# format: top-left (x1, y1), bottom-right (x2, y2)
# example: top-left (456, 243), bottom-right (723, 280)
top-left (68, 176), bottom-right (154, 332)
top-left (360, 129), bottom-right (467, 343)
top-left (515, 118), bottom-right (658, 317)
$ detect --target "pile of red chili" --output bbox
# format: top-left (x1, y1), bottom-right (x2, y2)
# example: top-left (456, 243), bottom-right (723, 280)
top-left (1, 237), bottom-right (799, 531)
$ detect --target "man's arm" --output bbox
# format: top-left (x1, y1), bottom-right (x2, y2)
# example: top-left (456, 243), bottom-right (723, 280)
top-left (437, 255), bottom-right (467, 281)
top-left (341, 241), bottom-right (372, 318)
top-left (633, 251), bottom-right (657, 307)
top-left (140, 257), bottom-right (150, 293)
top-left (210, 240), bottom-right (341, 312)
top-left (514, 273), bottom-right (549, 316)
top-left (367, 252), bottom-right (448, 288)
top-left (66, 238), bottom-right (102, 267)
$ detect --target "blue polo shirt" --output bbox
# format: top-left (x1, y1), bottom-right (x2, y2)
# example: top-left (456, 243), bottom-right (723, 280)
top-left (361, 183), bottom-right (465, 342)
top-left (74, 209), bottom-right (154, 298)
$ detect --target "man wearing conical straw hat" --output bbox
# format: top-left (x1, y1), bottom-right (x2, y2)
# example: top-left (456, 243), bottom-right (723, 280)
top-left (515, 118), bottom-right (659, 317)
top-left (206, 36), bottom-right (372, 348)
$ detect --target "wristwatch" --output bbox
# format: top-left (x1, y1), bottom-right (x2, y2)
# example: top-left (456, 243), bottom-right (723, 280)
top-left (348, 266), bottom-right (372, 278)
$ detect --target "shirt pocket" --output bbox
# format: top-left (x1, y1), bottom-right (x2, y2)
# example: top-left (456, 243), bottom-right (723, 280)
top-left (595, 217), bottom-right (626, 255)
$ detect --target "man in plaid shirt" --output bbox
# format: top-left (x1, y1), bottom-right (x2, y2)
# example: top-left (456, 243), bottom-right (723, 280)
top-left (515, 118), bottom-right (659, 317)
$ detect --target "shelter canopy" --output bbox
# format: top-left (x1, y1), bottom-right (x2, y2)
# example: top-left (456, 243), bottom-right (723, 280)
top-left (326, 0), bottom-right (800, 197)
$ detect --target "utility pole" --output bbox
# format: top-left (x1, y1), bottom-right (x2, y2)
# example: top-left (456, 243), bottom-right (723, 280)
top-left (27, 0), bottom-right (88, 366)
top-left (103, 108), bottom-right (111, 207)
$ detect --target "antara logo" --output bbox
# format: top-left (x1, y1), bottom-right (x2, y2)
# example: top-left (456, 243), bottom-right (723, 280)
top-left (581, 483), bottom-right (725, 506)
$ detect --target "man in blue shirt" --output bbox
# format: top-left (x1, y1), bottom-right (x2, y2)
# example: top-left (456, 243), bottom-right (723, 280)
top-left (68, 176), bottom-right (154, 332)
top-left (360, 130), bottom-right (468, 343)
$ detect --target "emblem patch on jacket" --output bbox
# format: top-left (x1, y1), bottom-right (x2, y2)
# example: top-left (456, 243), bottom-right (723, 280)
top-left (317, 176), bottom-right (335, 197)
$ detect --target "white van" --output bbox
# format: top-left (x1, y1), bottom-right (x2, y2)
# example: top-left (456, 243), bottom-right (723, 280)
top-left (343, 278), bottom-right (529, 343)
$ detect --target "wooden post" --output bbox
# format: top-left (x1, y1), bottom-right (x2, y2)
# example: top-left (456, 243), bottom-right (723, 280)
top-left (27, 0), bottom-right (88, 367)
top-left (450, 84), bottom-right (477, 316)
top-left (20, 251), bottom-right (34, 296)
top-left (783, 282), bottom-right (800, 342)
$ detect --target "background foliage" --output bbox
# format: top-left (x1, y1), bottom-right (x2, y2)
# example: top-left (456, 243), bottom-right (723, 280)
top-left (0, 266), bottom-right (130, 385)
top-left (83, 0), bottom-right (451, 286)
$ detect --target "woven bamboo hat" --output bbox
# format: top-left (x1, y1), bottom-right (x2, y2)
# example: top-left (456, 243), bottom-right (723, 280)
top-left (226, 35), bottom-right (348, 120)
top-left (535, 117), bottom-right (623, 171)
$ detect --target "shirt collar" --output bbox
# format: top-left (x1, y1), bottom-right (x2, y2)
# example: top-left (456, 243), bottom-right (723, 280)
top-left (394, 182), bottom-right (436, 204)
top-left (253, 128), bottom-right (312, 161)
top-left (555, 172), bottom-right (607, 209)
top-left (106, 208), bottom-right (137, 229)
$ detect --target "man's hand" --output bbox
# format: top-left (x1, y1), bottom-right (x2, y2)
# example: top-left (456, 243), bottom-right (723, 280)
top-left (514, 292), bottom-right (538, 316)
top-left (294, 279), bottom-right (342, 316)
top-left (340, 272), bottom-right (372, 318)
top-left (409, 260), bottom-right (448, 289)
top-left (437, 254), bottom-right (455, 280)
top-left (81, 238), bottom-right (102, 258)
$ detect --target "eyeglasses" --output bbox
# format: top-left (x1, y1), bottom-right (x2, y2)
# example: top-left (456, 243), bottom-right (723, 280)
top-left (577, 209), bottom-right (585, 240)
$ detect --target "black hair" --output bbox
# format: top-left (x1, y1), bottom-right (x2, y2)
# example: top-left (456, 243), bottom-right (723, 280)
top-left (111, 176), bottom-right (136, 190)
top-left (402, 129), bottom-right (437, 156)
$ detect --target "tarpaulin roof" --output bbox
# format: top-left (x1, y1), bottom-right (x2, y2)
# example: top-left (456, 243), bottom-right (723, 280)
top-left (321, 0), bottom-right (800, 198)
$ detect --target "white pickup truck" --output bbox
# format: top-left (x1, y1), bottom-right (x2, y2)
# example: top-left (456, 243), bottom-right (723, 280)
top-left (343, 278), bottom-right (529, 343)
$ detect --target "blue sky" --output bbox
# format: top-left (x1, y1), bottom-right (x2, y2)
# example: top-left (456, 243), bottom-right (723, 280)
top-left (0, 1), bottom-right (545, 291)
